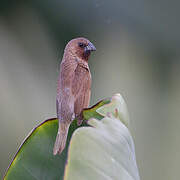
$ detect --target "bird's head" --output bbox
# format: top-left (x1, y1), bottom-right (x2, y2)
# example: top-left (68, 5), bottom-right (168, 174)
top-left (65, 37), bottom-right (96, 61)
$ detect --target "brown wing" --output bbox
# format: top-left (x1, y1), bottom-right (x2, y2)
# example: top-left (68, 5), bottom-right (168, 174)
top-left (72, 63), bottom-right (91, 117)
top-left (56, 58), bottom-right (77, 122)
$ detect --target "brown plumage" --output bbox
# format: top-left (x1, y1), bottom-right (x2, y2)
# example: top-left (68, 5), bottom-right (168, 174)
top-left (53, 37), bottom-right (96, 155)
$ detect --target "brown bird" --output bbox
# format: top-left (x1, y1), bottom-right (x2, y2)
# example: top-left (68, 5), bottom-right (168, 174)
top-left (53, 37), bottom-right (96, 155)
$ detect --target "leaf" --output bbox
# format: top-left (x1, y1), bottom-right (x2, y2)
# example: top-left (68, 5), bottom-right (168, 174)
top-left (4, 118), bottom-right (63, 180)
top-left (4, 99), bottom-right (109, 180)
top-left (83, 98), bottom-right (110, 120)
top-left (64, 93), bottom-right (139, 180)
top-left (64, 117), bottom-right (140, 180)
top-left (4, 95), bottom-right (139, 180)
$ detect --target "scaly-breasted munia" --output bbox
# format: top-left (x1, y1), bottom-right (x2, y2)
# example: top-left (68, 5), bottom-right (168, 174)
top-left (53, 37), bottom-right (96, 155)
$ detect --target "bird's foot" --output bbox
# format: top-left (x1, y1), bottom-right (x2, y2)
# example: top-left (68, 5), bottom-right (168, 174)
top-left (71, 113), bottom-right (75, 121)
top-left (76, 112), bottom-right (84, 126)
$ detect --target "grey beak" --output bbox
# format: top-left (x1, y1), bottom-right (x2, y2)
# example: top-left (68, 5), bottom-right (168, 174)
top-left (85, 42), bottom-right (96, 52)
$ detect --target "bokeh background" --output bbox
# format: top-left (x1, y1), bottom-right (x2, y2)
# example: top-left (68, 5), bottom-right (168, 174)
top-left (0, 0), bottom-right (180, 179)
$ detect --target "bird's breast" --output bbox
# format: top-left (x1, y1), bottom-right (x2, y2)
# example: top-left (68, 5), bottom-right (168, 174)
top-left (72, 64), bottom-right (91, 96)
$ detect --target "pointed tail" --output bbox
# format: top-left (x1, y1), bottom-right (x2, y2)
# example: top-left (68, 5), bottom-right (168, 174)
top-left (53, 122), bottom-right (70, 155)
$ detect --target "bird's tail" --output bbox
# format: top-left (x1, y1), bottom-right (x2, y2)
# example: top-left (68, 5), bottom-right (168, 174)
top-left (53, 122), bottom-right (70, 155)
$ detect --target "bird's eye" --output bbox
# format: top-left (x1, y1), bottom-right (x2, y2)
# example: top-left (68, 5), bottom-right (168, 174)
top-left (78, 42), bottom-right (86, 48)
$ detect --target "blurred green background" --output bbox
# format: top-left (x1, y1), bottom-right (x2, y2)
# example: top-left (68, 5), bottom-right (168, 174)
top-left (0, 0), bottom-right (180, 179)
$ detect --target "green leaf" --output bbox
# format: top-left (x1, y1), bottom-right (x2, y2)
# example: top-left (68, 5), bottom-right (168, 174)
top-left (4, 99), bottom-right (109, 180)
top-left (83, 98), bottom-right (110, 120)
top-left (4, 95), bottom-right (139, 180)
top-left (64, 93), bottom-right (139, 180)
top-left (64, 116), bottom-right (140, 180)
top-left (4, 118), bottom-right (62, 180)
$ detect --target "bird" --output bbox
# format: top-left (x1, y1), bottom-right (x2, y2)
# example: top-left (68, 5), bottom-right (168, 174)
top-left (53, 37), bottom-right (96, 155)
